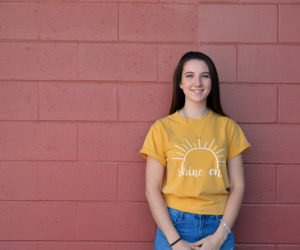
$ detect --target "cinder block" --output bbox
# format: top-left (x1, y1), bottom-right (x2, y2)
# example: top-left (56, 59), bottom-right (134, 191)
top-left (199, 4), bottom-right (277, 42)
top-left (0, 82), bottom-right (38, 120)
top-left (243, 164), bottom-right (276, 204)
top-left (79, 43), bottom-right (157, 81)
top-left (78, 122), bottom-right (151, 161)
top-left (39, 3), bottom-right (118, 41)
top-left (277, 246), bottom-right (300, 250)
top-left (39, 82), bottom-right (118, 121)
top-left (116, 242), bottom-right (154, 250)
top-left (77, 202), bottom-right (156, 241)
top-left (236, 245), bottom-right (275, 250)
top-left (241, 124), bottom-right (300, 164)
top-left (279, 5), bottom-right (300, 42)
top-left (278, 165), bottom-right (300, 204)
top-left (220, 84), bottom-right (277, 123)
top-left (0, 202), bottom-right (76, 240)
top-left (0, 122), bottom-right (77, 160)
top-left (0, 162), bottom-right (37, 200)
top-left (37, 242), bottom-right (116, 250)
top-left (157, 44), bottom-right (196, 82)
top-left (279, 85), bottom-right (300, 123)
top-left (235, 205), bottom-right (300, 244)
top-left (0, 43), bottom-right (78, 80)
top-left (38, 162), bottom-right (117, 201)
top-left (198, 45), bottom-right (237, 83)
top-left (238, 45), bottom-right (300, 83)
top-left (0, 3), bottom-right (39, 39)
top-left (118, 83), bottom-right (171, 121)
top-left (0, 242), bottom-right (37, 250)
top-left (117, 163), bottom-right (147, 202)
top-left (119, 4), bottom-right (198, 42)
top-left (241, 0), bottom-right (299, 2)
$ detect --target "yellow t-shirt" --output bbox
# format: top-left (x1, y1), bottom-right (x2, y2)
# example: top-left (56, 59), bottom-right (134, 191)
top-left (140, 109), bottom-right (250, 215)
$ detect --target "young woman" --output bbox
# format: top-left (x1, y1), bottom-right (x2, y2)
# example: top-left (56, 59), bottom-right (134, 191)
top-left (140, 51), bottom-right (250, 250)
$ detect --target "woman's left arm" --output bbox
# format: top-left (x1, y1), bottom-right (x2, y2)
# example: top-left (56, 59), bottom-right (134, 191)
top-left (190, 154), bottom-right (245, 249)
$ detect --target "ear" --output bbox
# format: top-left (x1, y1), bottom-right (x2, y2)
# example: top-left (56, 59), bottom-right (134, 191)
top-left (179, 83), bottom-right (183, 89)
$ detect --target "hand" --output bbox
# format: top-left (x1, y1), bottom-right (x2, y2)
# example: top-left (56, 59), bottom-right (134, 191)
top-left (172, 239), bottom-right (193, 250)
top-left (189, 234), bottom-right (224, 250)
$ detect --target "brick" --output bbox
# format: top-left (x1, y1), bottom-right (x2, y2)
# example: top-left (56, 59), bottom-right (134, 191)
top-left (278, 165), bottom-right (300, 204)
top-left (79, 43), bottom-right (157, 81)
top-left (235, 205), bottom-right (300, 243)
top-left (118, 163), bottom-right (146, 202)
top-left (119, 4), bottom-right (198, 42)
top-left (241, 124), bottom-right (300, 164)
top-left (279, 5), bottom-right (300, 42)
top-left (0, 3), bottom-right (39, 39)
top-left (0, 82), bottom-right (38, 120)
top-left (116, 242), bottom-right (154, 250)
top-left (0, 242), bottom-right (36, 250)
top-left (37, 242), bottom-right (116, 250)
top-left (0, 43), bottom-right (78, 80)
top-left (199, 4), bottom-right (277, 42)
top-left (77, 202), bottom-right (156, 241)
top-left (38, 162), bottom-right (117, 201)
top-left (238, 45), bottom-right (300, 83)
top-left (279, 85), bottom-right (300, 123)
top-left (118, 83), bottom-right (171, 121)
top-left (39, 3), bottom-right (118, 41)
top-left (0, 122), bottom-right (77, 160)
top-left (243, 164), bottom-right (276, 204)
top-left (78, 122), bottom-right (150, 161)
top-left (0, 162), bottom-right (37, 200)
top-left (158, 44), bottom-right (198, 82)
top-left (220, 84), bottom-right (277, 123)
top-left (39, 82), bottom-right (117, 121)
top-left (0, 202), bottom-right (76, 240)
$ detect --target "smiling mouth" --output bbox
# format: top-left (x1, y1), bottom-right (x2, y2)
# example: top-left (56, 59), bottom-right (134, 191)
top-left (191, 89), bottom-right (204, 94)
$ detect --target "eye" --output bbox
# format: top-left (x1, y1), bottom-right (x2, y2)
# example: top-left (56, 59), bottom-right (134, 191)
top-left (201, 74), bottom-right (210, 78)
top-left (186, 74), bottom-right (194, 78)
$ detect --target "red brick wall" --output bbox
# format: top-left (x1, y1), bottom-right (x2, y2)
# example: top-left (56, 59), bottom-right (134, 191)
top-left (0, 0), bottom-right (299, 249)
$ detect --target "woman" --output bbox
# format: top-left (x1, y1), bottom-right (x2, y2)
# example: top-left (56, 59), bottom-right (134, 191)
top-left (140, 51), bottom-right (250, 250)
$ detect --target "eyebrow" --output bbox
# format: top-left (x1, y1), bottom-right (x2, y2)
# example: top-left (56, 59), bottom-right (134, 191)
top-left (184, 71), bottom-right (210, 75)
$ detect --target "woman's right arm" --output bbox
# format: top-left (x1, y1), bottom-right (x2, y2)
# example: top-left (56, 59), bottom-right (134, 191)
top-left (145, 156), bottom-right (192, 250)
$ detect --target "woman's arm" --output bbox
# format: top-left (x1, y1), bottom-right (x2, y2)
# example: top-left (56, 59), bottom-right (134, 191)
top-left (190, 154), bottom-right (245, 249)
top-left (145, 156), bottom-right (192, 250)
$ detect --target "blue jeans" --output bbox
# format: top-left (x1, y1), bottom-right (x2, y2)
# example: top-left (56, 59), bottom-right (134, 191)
top-left (154, 207), bottom-right (234, 250)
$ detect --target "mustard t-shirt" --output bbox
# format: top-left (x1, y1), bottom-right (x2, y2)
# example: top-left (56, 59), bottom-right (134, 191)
top-left (140, 109), bottom-right (250, 215)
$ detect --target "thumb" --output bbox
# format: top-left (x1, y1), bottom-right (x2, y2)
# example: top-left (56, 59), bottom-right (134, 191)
top-left (190, 237), bottom-right (206, 247)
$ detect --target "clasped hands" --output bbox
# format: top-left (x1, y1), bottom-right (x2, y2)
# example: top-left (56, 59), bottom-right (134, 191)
top-left (172, 232), bottom-right (226, 250)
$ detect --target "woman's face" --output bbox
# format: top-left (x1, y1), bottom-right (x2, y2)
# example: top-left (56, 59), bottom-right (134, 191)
top-left (180, 59), bottom-right (211, 105)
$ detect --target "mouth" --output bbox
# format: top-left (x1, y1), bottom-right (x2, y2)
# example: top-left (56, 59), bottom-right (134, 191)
top-left (191, 89), bottom-right (204, 94)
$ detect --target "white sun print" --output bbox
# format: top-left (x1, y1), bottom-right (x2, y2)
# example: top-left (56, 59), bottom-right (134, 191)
top-left (172, 137), bottom-right (226, 178)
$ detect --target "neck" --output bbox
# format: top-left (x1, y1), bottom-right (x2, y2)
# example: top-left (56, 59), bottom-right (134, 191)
top-left (180, 102), bottom-right (208, 119)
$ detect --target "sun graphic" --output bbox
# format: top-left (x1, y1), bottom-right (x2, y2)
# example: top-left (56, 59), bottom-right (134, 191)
top-left (172, 137), bottom-right (226, 177)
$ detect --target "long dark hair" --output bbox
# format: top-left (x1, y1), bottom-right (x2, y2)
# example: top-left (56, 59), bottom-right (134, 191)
top-left (169, 51), bottom-right (226, 116)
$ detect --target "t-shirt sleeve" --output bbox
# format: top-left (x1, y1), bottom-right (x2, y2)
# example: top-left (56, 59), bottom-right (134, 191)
top-left (139, 121), bottom-right (167, 166)
top-left (226, 119), bottom-right (251, 161)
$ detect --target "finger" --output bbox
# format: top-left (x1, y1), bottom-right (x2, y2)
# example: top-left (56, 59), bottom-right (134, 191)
top-left (190, 237), bottom-right (207, 247)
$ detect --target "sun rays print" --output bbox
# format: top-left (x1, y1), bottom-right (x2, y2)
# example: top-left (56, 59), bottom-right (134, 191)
top-left (172, 137), bottom-right (226, 178)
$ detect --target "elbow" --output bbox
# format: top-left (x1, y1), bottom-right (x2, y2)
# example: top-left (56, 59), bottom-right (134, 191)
top-left (145, 185), bottom-right (161, 202)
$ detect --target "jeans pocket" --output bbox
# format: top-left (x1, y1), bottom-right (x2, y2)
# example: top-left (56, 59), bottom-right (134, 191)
top-left (168, 207), bottom-right (184, 226)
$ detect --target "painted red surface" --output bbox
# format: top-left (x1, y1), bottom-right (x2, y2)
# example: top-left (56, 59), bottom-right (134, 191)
top-left (0, 0), bottom-right (299, 249)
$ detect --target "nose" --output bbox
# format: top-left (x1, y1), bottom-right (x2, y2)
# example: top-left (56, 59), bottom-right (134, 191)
top-left (196, 76), bottom-right (203, 86)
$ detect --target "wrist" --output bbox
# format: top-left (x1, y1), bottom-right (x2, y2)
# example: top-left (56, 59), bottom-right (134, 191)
top-left (170, 237), bottom-right (182, 247)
